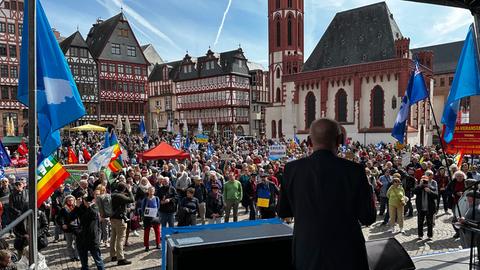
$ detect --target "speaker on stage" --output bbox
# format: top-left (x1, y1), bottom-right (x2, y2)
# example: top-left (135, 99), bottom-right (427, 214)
top-left (366, 238), bottom-right (415, 270)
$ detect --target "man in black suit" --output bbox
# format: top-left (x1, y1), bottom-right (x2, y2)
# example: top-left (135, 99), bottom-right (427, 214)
top-left (279, 118), bottom-right (376, 270)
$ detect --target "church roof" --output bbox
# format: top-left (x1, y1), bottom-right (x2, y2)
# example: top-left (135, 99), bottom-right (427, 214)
top-left (59, 31), bottom-right (89, 53)
top-left (411, 40), bottom-right (464, 74)
top-left (86, 13), bottom-right (125, 59)
top-left (303, 2), bottom-right (403, 72)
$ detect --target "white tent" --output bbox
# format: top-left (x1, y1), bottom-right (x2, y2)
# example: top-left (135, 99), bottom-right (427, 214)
top-left (213, 121), bottom-right (218, 136)
top-left (116, 115), bottom-right (123, 132)
top-left (197, 119), bottom-right (203, 134)
top-left (125, 117), bottom-right (131, 134)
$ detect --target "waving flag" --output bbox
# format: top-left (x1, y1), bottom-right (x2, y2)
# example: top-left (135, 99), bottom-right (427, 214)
top-left (17, 0), bottom-right (86, 158)
top-left (18, 140), bottom-right (28, 156)
top-left (173, 134), bottom-right (181, 149)
top-left (106, 131), bottom-right (123, 172)
top-left (103, 130), bottom-right (110, 149)
top-left (87, 145), bottom-right (115, 173)
top-left (67, 147), bottom-right (78, 164)
top-left (391, 62), bottom-right (429, 143)
top-left (37, 156), bottom-right (70, 207)
top-left (442, 26), bottom-right (480, 143)
top-left (0, 140), bottom-right (11, 167)
top-left (82, 148), bottom-right (91, 162)
top-left (294, 135), bottom-right (300, 145)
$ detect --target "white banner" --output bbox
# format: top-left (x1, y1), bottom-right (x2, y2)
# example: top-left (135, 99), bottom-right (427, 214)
top-left (269, 145), bottom-right (286, 160)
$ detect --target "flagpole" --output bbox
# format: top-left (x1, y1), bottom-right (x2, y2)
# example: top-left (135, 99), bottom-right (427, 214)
top-left (27, 0), bottom-right (38, 267)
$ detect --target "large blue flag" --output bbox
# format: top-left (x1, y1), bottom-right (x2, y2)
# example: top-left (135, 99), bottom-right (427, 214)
top-left (103, 130), bottom-right (110, 149)
top-left (391, 62), bottom-right (429, 143)
top-left (0, 140), bottom-right (11, 167)
top-left (17, 0), bottom-right (86, 158)
top-left (442, 26), bottom-right (480, 143)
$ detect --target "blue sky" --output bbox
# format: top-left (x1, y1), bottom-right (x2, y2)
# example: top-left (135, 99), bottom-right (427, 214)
top-left (42, 0), bottom-right (473, 68)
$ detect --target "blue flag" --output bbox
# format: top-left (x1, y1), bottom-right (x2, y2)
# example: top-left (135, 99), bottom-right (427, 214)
top-left (294, 135), bottom-right (300, 145)
top-left (391, 62), bottom-right (429, 143)
top-left (140, 117), bottom-right (146, 137)
top-left (184, 136), bottom-right (190, 150)
top-left (109, 131), bottom-right (118, 146)
top-left (103, 130), bottom-right (110, 149)
top-left (0, 140), bottom-right (11, 167)
top-left (18, 0), bottom-right (86, 158)
top-left (442, 26), bottom-right (480, 143)
top-left (206, 143), bottom-right (214, 159)
top-left (173, 134), bottom-right (181, 149)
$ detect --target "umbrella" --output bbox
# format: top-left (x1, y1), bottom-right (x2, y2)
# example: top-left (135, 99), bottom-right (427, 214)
top-left (125, 117), bottom-right (131, 135)
top-left (9, 116), bottom-right (14, 136)
top-left (116, 115), bottom-right (123, 132)
top-left (197, 119), bottom-right (203, 134)
top-left (152, 118), bottom-right (159, 135)
top-left (69, 124), bottom-right (107, 132)
top-left (5, 116), bottom-right (10, 136)
top-left (214, 121), bottom-right (218, 135)
top-left (166, 119), bottom-right (172, 133)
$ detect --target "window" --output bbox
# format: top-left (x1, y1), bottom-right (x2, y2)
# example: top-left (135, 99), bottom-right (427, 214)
top-left (1, 87), bottom-right (8, 99)
top-left (18, 23), bottom-right (22, 35)
top-left (0, 65), bottom-right (8, 77)
top-left (287, 15), bottom-right (292, 46)
top-left (278, 119), bottom-right (283, 138)
top-left (11, 87), bottom-right (16, 99)
top-left (335, 89), bottom-right (347, 122)
top-left (305, 91), bottom-right (316, 129)
top-left (111, 43), bottom-right (120, 55)
top-left (0, 44), bottom-right (6, 57)
top-left (371, 86), bottom-right (384, 127)
top-left (3, 113), bottom-right (17, 136)
top-left (70, 47), bottom-right (77, 57)
top-left (87, 66), bottom-right (93, 76)
top-left (0, 23), bottom-right (6, 33)
top-left (11, 1), bottom-right (16, 10)
top-left (80, 65), bottom-right (86, 76)
top-left (288, 0), bottom-right (292, 7)
top-left (275, 87), bottom-right (281, 102)
top-left (18, 1), bottom-right (23, 11)
top-left (8, 45), bottom-right (16, 58)
top-left (125, 65), bottom-right (132, 74)
top-left (7, 23), bottom-right (14, 34)
top-left (72, 65), bottom-right (78, 76)
top-left (276, 67), bottom-right (280, 78)
top-left (101, 63), bottom-right (107, 72)
top-left (10, 66), bottom-right (17, 78)
top-left (4, 2), bottom-right (9, 9)
top-left (271, 120), bottom-right (277, 138)
top-left (276, 0), bottom-right (280, 9)
top-left (298, 21), bottom-right (302, 47)
top-left (127, 46), bottom-right (136, 57)
top-left (108, 64), bottom-right (114, 73)
top-left (118, 64), bottom-right (124, 74)
top-left (440, 78), bottom-right (445, 87)
top-left (80, 48), bottom-right (88, 58)
top-left (276, 21), bottom-right (281, 47)
top-left (134, 67), bottom-right (141, 75)
top-left (118, 29), bottom-right (128, 37)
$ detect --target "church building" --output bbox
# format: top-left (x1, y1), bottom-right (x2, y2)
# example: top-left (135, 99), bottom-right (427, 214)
top-left (266, 1), bottom-right (435, 145)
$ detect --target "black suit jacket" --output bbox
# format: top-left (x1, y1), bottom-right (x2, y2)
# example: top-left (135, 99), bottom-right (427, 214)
top-left (279, 150), bottom-right (376, 270)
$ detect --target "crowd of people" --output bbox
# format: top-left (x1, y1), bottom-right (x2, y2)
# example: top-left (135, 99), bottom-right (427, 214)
top-left (0, 128), bottom-right (476, 269)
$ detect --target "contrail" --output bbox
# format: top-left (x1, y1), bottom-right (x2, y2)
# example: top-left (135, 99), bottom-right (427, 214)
top-left (214, 0), bottom-right (233, 47)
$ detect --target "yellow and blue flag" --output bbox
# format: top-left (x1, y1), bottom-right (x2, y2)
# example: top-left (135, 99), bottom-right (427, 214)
top-left (18, 0), bottom-right (85, 158)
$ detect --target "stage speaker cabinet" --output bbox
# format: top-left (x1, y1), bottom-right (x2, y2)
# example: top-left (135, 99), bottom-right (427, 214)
top-left (165, 223), bottom-right (294, 270)
top-left (366, 238), bottom-right (415, 270)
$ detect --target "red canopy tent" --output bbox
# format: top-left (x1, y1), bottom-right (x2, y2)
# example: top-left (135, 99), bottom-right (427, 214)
top-left (138, 142), bottom-right (190, 161)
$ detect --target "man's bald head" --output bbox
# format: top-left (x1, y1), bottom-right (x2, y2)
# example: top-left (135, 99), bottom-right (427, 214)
top-left (310, 118), bottom-right (342, 151)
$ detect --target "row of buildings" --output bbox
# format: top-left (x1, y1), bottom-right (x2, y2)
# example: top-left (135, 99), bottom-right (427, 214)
top-left (0, 0), bottom-right (471, 144)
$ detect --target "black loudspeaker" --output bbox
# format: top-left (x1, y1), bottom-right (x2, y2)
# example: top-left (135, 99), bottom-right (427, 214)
top-left (165, 223), bottom-right (294, 270)
top-left (366, 238), bottom-right (415, 270)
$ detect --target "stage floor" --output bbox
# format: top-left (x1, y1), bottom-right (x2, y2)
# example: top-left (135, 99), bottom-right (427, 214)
top-left (413, 249), bottom-right (479, 269)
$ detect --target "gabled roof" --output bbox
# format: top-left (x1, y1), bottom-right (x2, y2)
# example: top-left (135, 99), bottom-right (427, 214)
top-left (411, 40), bottom-right (464, 74)
top-left (148, 61), bottom-right (182, 82)
top-left (303, 2), bottom-right (403, 71)
top-left (142, 43), bottom-right (164, 65)
top-left (59, 31), bottom-right (89, 54)
top-left (86, 13), bottom-right (124, 59)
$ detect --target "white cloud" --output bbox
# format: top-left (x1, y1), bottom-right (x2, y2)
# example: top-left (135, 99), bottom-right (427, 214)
top-left (214, 0), bottom-right (233, 47)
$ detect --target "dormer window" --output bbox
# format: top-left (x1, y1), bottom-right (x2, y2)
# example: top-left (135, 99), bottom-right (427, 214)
top-left (237, 59), bottom-right (243, 68)
top-left (205, 61), bottom-right (215, 70)
top-left (183, 65), bottom-right (192, 73)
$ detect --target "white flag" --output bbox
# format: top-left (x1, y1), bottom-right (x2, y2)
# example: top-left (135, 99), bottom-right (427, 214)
top-left (87, 145), bottom-right (115, 173)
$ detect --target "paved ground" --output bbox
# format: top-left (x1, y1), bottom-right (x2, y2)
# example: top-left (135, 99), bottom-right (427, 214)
top-left (43, 206), bottom-right (463, 269)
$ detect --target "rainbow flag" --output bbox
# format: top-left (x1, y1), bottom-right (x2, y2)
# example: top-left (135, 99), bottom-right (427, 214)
top-left (37, 156), bottom-right (70, 207)
top-left (108, 144), bottom-right (123, 173)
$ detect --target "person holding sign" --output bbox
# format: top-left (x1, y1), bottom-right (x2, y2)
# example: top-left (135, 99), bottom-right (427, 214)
top-left (256, 172), bottom-right (279, 219)
top-left (140, 186), bottom-right (161, 252)
top-left (278, 118), bottom-right (376, 270)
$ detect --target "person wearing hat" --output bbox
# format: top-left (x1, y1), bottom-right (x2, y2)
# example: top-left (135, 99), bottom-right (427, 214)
top-left (190, 175), bottom-right (207, 225)
top-left (256, 172), bottom-right (279, 219)
top-left (206, 184), bottom-right (224, 224)
top-left (414, 175), bottom-right (438, 240)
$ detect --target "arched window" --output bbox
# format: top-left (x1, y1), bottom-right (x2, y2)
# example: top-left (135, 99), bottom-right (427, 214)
top-left (298, 20), bottom-right (302, 47)
top-left (271, 120), bottom-right (277, 138)
top-left (287, 15), bottom-right (292, 46)
top-left (335, 89), bottom-right (347, 122)
top-left (276, 0), bottom-right (280, 9)
top-left (305, 91), bottom-right (316, 129)
top-left (276, 87), bottom-right (281, 102)
top-left (276, 67), bottom-right (280, 78)
top-left (276, 20), bottom-right (281, 47)
top-left (288, 0), bottom-right (292, 8)
top-left (371, 86), bottom-right (384, 127)
top-left (278, 119), bottom-right (283, 138)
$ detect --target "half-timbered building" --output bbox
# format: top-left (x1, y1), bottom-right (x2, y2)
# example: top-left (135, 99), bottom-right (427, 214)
top-left (0, 0), bottom-right (24, 136)
top-left (60, 31), bottom-right (99, 124)
top-left (248, 62), bottom-right (269, 137)
top-left (86, 13), bottom-right (149, 131)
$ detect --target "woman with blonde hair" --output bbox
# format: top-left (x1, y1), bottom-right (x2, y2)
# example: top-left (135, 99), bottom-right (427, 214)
top-left (387, 177), bottom-right (406, 234)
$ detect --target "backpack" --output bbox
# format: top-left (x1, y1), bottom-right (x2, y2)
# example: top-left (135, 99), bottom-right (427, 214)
top-left (98, 194), bottom-right (113, 218)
